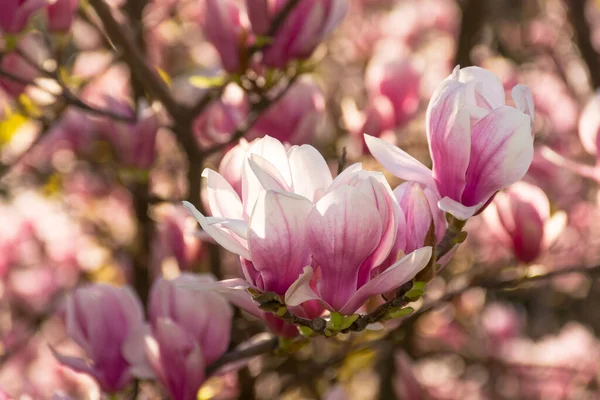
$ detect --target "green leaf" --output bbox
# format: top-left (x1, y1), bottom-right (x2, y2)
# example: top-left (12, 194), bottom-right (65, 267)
top-left (330, 311), bottom-right (343, 330)
top-left (299, 326), bottom-right (314, 337)
top-left (405, 281), bottom-right (426, 300)
top-left (383, 307), bottom-right (414, 321)
top-left (340, 314), bottom-right (360, 330)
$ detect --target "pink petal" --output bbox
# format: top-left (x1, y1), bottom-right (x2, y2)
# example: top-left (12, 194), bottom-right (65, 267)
top-left (248, 154), bottom-right (291, 192)
top-left (306, 186), bottom-right (383, 311)
top-left (284, 266), bottom-right (326, 307)
top-left (455, 66), bottom-right (506, 110)
top-left (578, 91), bottom-right (600, 156)
top-left (242, 136), bottom-right (292, 217)
top-left (364, 135), bottom-right (436, 187)
top-left (183, 201), bottom-right (251, 260)
top-left (511, 84), bottom-right (535, 132)
top-left (51, 347), bottom-right (96, 378)
top-left (339, 247), bottom-right (432, 315)
top-left (543, 211), bottom-right (567, 250)
top-left (122, 324), bottom-right (155, 379)
top-left (461, 106), bottom-right (533, 207)
top-left (205, 217), bottom-right (248, 239)
top-left (249, 191), bottom-right (314, 294)
top-left (426, 79), bottom-right (471, 201)
top-left (438, 197), bottom-right (482, 220)
top-left (181, 277), bottom-right (264, 319)
top-left (202, 169), bottom-right (243, 220)
top-left (355, 175), bottom-right (399, 284)
top-left (287, 145), bottom-right (333, 201)
top-left (394, 183), bottom-right (434, 253)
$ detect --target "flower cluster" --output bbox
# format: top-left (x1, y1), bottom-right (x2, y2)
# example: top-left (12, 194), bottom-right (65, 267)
top-left (184, 66), bottom-right (535, 335)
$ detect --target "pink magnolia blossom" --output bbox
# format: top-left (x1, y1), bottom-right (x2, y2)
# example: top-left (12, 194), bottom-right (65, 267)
top-left (366, 66), bottom-right (535, 220)
top-left (481, 181), bottom-right (566, 264)
top-left (201, 0), bottom-right (248, 73)
top-left (218, 138), bottom-right (254, 196)
top-left (193, 84), bottom-right (247, 148)
top-left (52, 284), bottom-right (153, 393)
top-left (249, 77), bottom-right (325, 145)
top-left (98, 99), bottom-right (159, 169)
top-left (0, 0), bottom-right (47, 34)
top-left (393, 182), bottom-right (446, 254)
top-left (365, 52), bottom-right (421, 127)
top-left (0, 34), bottom-right (45, 97)
top-left (247, 0), bottom-right (349, 68)
top-left (46, 0), bottom-right (78, 33)
top-left (151, 205), bottom-right (205, 273)
top-left (184, 135), bottom-right (431, 316)
top-left (145, 274), bottom-right (232, 400)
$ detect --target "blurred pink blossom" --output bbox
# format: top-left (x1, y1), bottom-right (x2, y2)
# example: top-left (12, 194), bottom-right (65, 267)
top-left (249, 77), bottom-right (325, 145)
top-left (52, 284), bottom-right (153, 393)
top-left (46, 0), bottom-right (79, 33)
top-left (193, 84), bottom-right (247, 148)
top-left (0, 0), bottom-right (47, 34)
top-left (201, 0), bottom-right (249, 73)
top-left (248, 0), bottom-right (349, 68)
top-left (146, 274), bottom-right (232, 400)
top-left (481, 181), bottom-right (567, 264)
top-left (365, 51), bottom-right (421, 127)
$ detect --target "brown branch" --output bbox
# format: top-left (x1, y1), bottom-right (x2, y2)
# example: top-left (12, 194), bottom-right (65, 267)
top-left (206, 336), bottom-right (279, 376)
top-left (397, 263), bottom-right (600, 330)
top-left (565, 0), bottom-right (600, 89)
top-left (454, 0), bottom-right (487, 67)
top-left (87, 0), bottom-right (183, 119)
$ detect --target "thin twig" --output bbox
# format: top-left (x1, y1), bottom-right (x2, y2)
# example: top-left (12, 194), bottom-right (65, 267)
top-left (565, 0), bottom-right (600, 89)
top-left (87, 0), bottom-right (183, 119)
top-left (200, 73), bottom-right (301, 156)
top-left (206, 336), bottom-right (279, 376)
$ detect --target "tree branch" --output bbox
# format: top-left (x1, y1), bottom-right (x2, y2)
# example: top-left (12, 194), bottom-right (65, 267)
top-left (206, 336), bottom-right (279, 376)
top-left (87, 0), bottom-right (183, 119)
top-left (565, 0), bottom-right (600, 89)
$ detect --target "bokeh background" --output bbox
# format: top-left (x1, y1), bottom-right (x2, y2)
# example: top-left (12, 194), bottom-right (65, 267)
top-left (2, 0), bottom-right (600, 399)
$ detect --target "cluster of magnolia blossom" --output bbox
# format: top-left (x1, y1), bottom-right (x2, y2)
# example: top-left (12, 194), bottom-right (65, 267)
top-left (52, 275), bottom-right (232, 400)
top-left (182, 65), bottom-right (535, 334)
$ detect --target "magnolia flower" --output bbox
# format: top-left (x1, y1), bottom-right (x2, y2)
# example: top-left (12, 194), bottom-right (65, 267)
top-left (0, 0), bottom-right (47, 34)
top-left (98, 99), bottom-right (159, 169)
top-left (393, 182), bottom-right (446, 254)
top-left (52, 284), bottom-right (152, 393)
top-left (193, 84), bottom-right (247, 148)
top-left (184, 135), bottom-right (431, 316)
top-left (481, 181), bottom-right (566, 264)
top-left (145, 274), bottom-right (232, 400)
top-left (249, 77), bottom-right (325, 145)
top-left (365, 52), bottom-right (421, 127)
top-left (366, 66), bottom-right (535, 220)
top-left (247, 0), bottom-right (349, 68)
top-left (46, 0), bottom-right (79, 33)
top-left (201, 0), bottom-right (248, 73)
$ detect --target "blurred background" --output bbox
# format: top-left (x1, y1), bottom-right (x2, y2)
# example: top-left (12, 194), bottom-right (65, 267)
top-left (3, 0), bottom-right (600, 398)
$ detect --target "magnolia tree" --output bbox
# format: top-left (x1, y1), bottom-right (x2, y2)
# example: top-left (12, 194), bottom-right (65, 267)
top-left (1, 0), bottom-right (600, 399)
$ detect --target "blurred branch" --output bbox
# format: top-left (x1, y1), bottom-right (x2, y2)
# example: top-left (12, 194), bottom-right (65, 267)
top-left (565, 0), bottom-right (600, 89)
top-left (87, 0), bottom-right (183, 119)
top-left (394, 263), bottom-right (600, 334)
top-left (206, 336), bottom-right (279, 376)
top-left (455, 0), bottom-right (487, 66)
